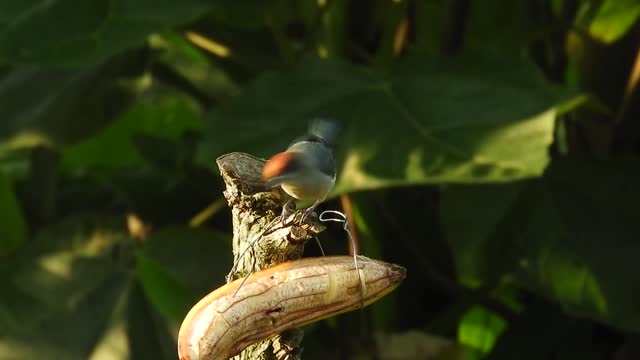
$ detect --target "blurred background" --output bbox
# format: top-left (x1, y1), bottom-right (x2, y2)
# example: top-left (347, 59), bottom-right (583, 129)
top-left (1, 0), bottom-right (640, 359)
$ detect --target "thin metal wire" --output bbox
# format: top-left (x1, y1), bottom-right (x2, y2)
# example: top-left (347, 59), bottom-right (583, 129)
top-left (314, 236), bottom-right (326, 256)
top-left (227, 216), bottom-right (281, 297)
top-left (318, 210), bottom-right (365, 308)
top-left (228, 208), bottom-right (364, 306)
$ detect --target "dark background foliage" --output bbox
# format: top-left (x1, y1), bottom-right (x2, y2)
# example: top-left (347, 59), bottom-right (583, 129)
top-left (1, 0), bottom-right (640, 359)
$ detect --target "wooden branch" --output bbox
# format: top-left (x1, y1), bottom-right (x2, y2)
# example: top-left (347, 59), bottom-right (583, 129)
top-left (178, 152), bottom-right (407, 360)
top-left (215, 152), bottom-right (324, 360)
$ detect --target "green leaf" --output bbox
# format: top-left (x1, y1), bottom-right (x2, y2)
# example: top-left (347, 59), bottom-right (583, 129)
top-left (134, 225), bottom-right (231, 343)
top-left (0, 216), bottom-right (183, 360)
top-left (487, 302), bottom-right (592, 360)
top-left (458, 306), bottom-right (507, 356)
top-left (141, 225), bottom-right (231, 296)
top-left (589, 0), bottom-right (640, 43)
top-left (135, 251), bottom-right (195, 323)
top-left (208, 0), bottom-right (272, 29)
top-left (0, 54), bottom-right (145, 156)
top-left (0, 216), bottom-right (130, 359)
top-left (348, 193), bottom-right (394, 331)
top-left (61, 95), bottom-right (202, 176)
top-left (441, 157), bottom-right (640, 333)
top-left (514, 158), bottom-right (640, 332)
top-left (414, 0), bottom-right (548, 55)
top-left (198, 53), bottom-right (579, 193)
top-left (440, 182), bottom-right (526, 287)
top-left (0, 216), bottom-right (126, 315)
top-left (126, 281), bottom-right (178, 359)
top-left (464, 1), bottom-right (542, 54)
top-left (0, 0), bottom-right (214, 66)
top-left (0, 273), bottom-right (130, 360)
top-left (87, 281), bottom-right (132, 360)
top-left (0, 172), bottom-right (27, 255)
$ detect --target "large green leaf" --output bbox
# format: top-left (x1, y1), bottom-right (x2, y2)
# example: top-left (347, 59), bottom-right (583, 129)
top-left (441, 157), bottom-right (640, 333)
top-left (487, 301), bottom-right (599, 360)
top-left (61, 95), bottom-right (202, 176)
top-left (464, 0), bottom-right (542, 53)
top-left (207, 0), bottom-right (272, 28)
top-left (0, 172), bottom-right (27, 256)
top-left (125, 281), bottom-right (178, 360)
top-left (0, 0), bottom-right (214, 66)
top-left (0, 53), bottom-right (146, 157)
top-left (0, 216), bottom-right (130, 359)
top-left (198, 53), bottom-right (579, 193)
top-left (458, 306), bottom-right (507, 357)
top-left (440, 181), bottom-right (526, 287)
top-left (140, 225), bottom-right (231, 296)
top-left (589, 0), bottom-right (640, 43)
top-left (0, 217), bottom-right (228, 359)
top-left (135, 251), bottom-right (196, 324)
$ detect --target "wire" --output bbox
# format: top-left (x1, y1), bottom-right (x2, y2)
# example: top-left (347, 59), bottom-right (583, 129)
top-left (319, 210), bottom-right (365, 308)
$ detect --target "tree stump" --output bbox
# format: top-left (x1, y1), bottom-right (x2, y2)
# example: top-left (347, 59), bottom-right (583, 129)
top-left (216, 152), bottom-right (324, 360)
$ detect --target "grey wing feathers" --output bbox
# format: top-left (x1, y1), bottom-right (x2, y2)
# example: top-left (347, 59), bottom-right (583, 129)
top-left (308, 118), bottom-right (340, 146)
top-left (287, 141), bottom-right (336, 177)
top-left (314, 145), bottom-right (336, 177)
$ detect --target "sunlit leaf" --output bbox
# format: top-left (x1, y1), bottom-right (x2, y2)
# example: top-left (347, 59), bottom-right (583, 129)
top-left (589, 0), bottom-right (640, 43)
top-left (0, 217), bottom-right (180, 360)
top-left (458, 306), bottom-right (507, 356)
top-left (154, 32), bottom-right (238, 100)
top-left (441, 157), bottom-right (640, 332)
top-left (198, 53), bottom-right (579, 193)
top-left (514, 158), bottom-right (640, 331)
top-left (0, 215), bottom-right (130, 359)
top-left (0, 272), bottom-right (129, 360)
top-left (0, 216), bottom-right (126, 321)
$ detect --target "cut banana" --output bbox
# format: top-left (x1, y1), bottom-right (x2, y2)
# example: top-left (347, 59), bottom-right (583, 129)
top-left (178, 256), bottom-right (406, 360)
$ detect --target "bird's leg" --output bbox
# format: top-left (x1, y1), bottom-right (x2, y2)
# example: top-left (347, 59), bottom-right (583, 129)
top-left (280, 199), bottom-right (296, 225)
top-left (300, 199), bottom-right (322, 224)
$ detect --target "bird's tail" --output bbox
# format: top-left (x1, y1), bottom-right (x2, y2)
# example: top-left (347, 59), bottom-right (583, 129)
top-left (308, 118), bottom-right (341, 146)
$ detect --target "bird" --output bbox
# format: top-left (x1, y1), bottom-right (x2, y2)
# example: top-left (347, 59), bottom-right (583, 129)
top-left (262, 119), bottom-right (340, 222)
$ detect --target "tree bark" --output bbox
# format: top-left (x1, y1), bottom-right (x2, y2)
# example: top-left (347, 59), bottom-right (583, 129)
top-left (216, 152), bottom-right (324, 360)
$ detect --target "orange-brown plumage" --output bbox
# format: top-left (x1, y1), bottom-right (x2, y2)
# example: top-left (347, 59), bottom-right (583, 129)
top-left (262, 152), bottom-right (297, 179)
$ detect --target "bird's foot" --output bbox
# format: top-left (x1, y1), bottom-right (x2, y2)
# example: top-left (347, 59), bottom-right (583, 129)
top-left (300, 208), bottom-right (316, 225)
top-left (280, 199), bottom-right (296, 225)
top-left (299, 200), bottom-right (321, 225)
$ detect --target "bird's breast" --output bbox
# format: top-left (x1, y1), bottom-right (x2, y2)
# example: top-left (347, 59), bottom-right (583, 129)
top-left (279, 173), bottom-right (335, 201)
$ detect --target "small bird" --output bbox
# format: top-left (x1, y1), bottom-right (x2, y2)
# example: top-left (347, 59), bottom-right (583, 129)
top-left (262, 119), bottom-right (340, 222)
